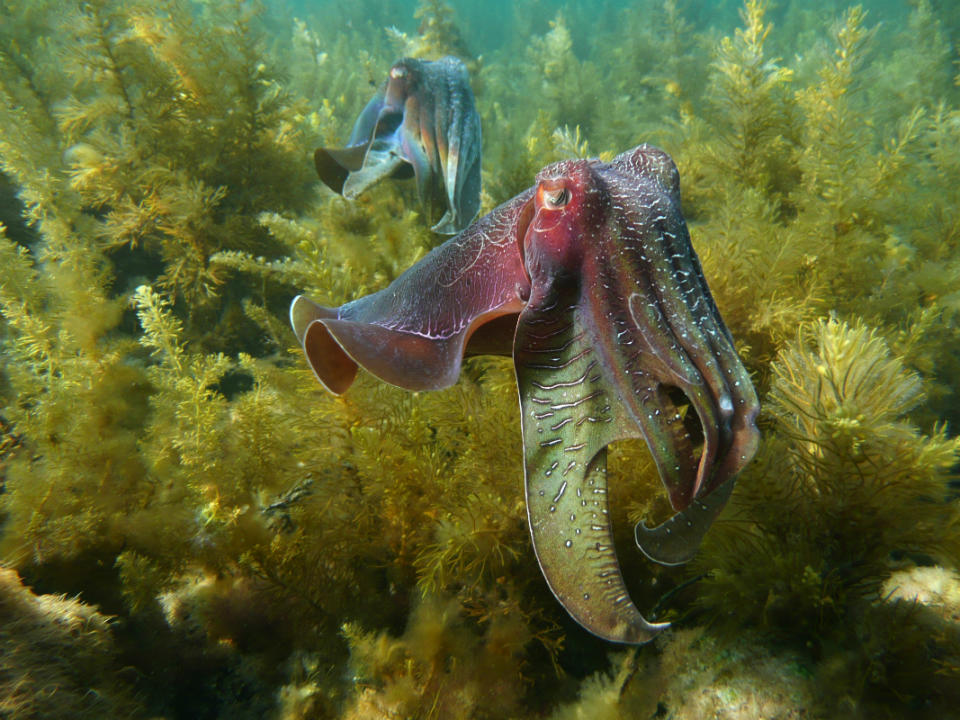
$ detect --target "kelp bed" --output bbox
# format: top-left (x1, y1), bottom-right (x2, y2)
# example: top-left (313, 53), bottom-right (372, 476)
top-left (1, 1), bottom-right (960, 718)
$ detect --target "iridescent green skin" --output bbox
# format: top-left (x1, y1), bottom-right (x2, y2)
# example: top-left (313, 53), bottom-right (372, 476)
top-left (515, 274), bottom-right (671, 642)
top-left (292, 145), bottom-right (760, 644)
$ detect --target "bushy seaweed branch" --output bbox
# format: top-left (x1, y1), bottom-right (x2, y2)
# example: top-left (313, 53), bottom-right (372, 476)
top-left (697, 318), bottom-right (960, 639)
top-left (707, 0), bottom-right (796, 199)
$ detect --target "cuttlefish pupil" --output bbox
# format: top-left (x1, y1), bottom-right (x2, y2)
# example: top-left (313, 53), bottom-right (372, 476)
top-left (541, 185), bottom-right (570, 209)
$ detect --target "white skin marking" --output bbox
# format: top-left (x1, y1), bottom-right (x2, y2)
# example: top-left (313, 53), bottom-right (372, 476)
top-left (530, 200), bottom-right (567, 234)
top-left (437, 228), bottom-right (494, 288)
top-left (438, 205), bottom-right (521, 288)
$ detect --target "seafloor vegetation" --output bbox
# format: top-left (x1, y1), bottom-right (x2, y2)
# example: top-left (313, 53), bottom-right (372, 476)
top-left (1, 0), bottom-right (959, 718)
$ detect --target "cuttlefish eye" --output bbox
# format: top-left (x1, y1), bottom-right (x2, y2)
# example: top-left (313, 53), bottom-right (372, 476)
top-left (390, 67), bottom-right (406, 79)
top-left (540, 185), bottom-right (570, 209)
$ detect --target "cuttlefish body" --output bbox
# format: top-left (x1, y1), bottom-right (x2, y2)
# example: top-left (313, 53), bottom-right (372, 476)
top-left (314, 55), bottom-right (481, 234)
top-left (292, 145), bottom-right (759, 644)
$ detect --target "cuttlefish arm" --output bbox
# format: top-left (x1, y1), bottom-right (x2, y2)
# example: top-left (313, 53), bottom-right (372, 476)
top-left (514, 146), bottom-right (759, 640)
top-left (601, 146), bottom-right (760, 565)
top-left (515, 272), bottom-right (670, 643)
top-left (313, 56), bottom-right (481, 234)
top-left (634, 478), bottom-right (736, 566)
top-left (409, 56), bottom-right (482, 234)
top-left (290, 189), bottom-right (533, 394)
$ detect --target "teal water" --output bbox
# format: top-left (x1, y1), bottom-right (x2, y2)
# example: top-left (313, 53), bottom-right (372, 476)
top-left (1, 1), bottom-right (959, 719)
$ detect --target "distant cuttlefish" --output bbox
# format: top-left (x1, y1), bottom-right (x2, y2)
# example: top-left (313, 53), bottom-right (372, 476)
top-left (314, 56), bottom-right (482, 235)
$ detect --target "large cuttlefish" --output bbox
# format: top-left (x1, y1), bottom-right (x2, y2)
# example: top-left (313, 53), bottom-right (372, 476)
top-left (291, 145), bottom-right (760, 644)
top-left (314, 55), bottom-right (481, 235)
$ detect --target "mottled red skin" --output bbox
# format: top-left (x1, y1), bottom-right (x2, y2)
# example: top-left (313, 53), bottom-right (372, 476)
top-left (291, 145), bottom-right (760, 644)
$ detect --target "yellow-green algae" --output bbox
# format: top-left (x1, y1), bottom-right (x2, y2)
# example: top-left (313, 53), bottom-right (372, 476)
top-left (1, 0), bottom-right (960, 718)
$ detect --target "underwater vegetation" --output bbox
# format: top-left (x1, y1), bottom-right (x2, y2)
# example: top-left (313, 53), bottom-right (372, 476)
top-left (1, 0), bottom-right (959, 718)
top-left (0, 568), bottom-right (143, 719)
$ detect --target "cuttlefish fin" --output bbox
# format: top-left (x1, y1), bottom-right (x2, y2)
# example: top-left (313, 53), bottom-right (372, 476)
top-left (515, 282), bottom-right (668, 644)
top-left (291, 295), bottom-right (467, 394)
top-left (291, 191), bottom-right (533, 396)
top-left (290, 295), bottom-right (357, 395)
top-left (341, 142), bottom-right (406, 200)
top-left (635, 478), bottom-right (736, 566)
top-left (314, 145), bottom-right (369, 195)
top-left (315, 318), bottom-right (467, 392)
